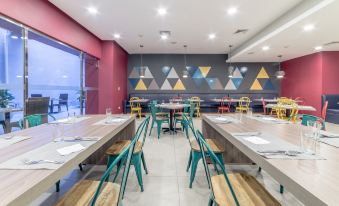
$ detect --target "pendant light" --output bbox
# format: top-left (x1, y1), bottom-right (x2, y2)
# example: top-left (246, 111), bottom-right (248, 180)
top-left (182, 45), bottom-right (189, 78)
top-left (139, 44), bottom-right (145, 78)
top-left (228, 45), bottom-right (234, 78)
top-left (275, 55), bottom-right (285, 79)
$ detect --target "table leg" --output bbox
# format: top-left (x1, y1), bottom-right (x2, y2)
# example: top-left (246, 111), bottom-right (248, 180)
top-left (4, 112), bottom-right (11, 134)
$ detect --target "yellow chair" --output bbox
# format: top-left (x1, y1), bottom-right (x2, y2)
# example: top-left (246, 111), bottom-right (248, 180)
top-left (276, 99), bottom-right (298, 122)
top-left (130, 97), bottom-right (142, 119)
top-left (235, 97), bottom-right (251, 113)
top-left (271, 97), bottom-right (289, 115)
top-left (190, 96), bottom-right (201, 117)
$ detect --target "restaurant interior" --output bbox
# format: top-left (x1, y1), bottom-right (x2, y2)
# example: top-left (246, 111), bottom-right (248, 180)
top-left (0, 0), bottom-right (339, 205)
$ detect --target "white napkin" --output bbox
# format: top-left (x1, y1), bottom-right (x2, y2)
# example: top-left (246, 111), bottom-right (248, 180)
top-left (231, 132), bottom-right (261, 136)
top-left (215, 117), bottom-right (229, 122)
top-left (54, 136), bottom-right (100, 142)
top-left (0, 136), bottom-right (31, 149)
top-left (57, 144), bottom-right (85, 156)
top-left (320, 130), bottom-right (339, 138)
top-left (244, 136), bottom-right (270, 145)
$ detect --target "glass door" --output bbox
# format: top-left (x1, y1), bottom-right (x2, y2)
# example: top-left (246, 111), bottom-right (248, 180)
top-left (83, 53), bottom-right (99, 114)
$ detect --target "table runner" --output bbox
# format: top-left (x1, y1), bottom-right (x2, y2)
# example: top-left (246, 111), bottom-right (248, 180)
top-left (0, 140), bottom-right (96, 170)
top-left (231, 132), bottom-right (325, 160)
top-left (205, 115), bottom-right (240, 124)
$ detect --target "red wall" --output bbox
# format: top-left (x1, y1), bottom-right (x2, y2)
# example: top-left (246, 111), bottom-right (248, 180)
top-left (0, 0), bottom-right (102, 58)
top-left (99, 41), bottom-right (128, 114)
top-left (281, 53), bottom-right (323, 116)
top-left (322, 51), bottom-right (339, 94)
top-left (1, 0), bottom-right (129, 114)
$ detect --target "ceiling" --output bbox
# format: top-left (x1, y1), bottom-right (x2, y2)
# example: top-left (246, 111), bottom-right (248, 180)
top-left (49, 0), bottom-right (339, 62)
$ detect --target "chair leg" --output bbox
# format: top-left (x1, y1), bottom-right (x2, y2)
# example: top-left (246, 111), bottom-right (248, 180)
top-left (208, 196), bottom-right (214, 206)
top-left (186, 150), bottom-right (192, 172)
top-left (133, 154), bottom-right (144, 192)
top-left (189, 151), bottom-right (202, 188)
top-left (149, 120), bottom-right (154, 136)
top-left (78, 163), bottom-right (83, 171)
top-left (258, 167), bottom-right (262, 172)
top-left (141, 152), bottom-right (148, 174)
top-left (280, 185), bottom-right (284, 194)
top-left (157, 122), bottom-right (161, 139)
top-left (56, 180), bottom-right (60, 192)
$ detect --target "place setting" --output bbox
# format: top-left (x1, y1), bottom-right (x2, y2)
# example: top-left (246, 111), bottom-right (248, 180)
top-left (0, 133), bottom-right (32, 149)
top-left (92, 108), bottom-right (129, 126)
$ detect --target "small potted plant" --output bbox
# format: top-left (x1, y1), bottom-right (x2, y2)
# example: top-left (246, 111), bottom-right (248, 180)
top-left (0, 89), bottom-right (15, 108)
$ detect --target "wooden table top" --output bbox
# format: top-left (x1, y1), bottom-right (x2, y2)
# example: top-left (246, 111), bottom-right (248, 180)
top-left (0, 114), bottom-right (135, 206)
top-left (202, 114), bottom-right (339, 206)
top-left (129, 99), bottom-right (150, 103)
top-left (265, 104), bottom-right (316, 111)
top-left (156, 103), bottom-right (190, 110)
top-left (210, 98), bottom-right (248, 103)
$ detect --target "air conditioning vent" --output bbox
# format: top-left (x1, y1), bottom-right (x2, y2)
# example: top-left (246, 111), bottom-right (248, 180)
top-left (234, 29), bottom-right (248, 34)
top-left (324, 41), bottom-right (339, 46)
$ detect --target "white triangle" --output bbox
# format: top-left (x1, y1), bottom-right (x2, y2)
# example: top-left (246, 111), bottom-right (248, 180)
top-left (144, 67), bottom-right (154, 78)
top-left (148, 79), bottom-right (159, 90)
top-left (232, 67), bottom-right (243, 78)
top-left (129, 67), bottom-right (140, 78)
top-left (167, 67), bottom-right (179, 78)
top-left (225, 79), bottom-right (237, 90)
top-left (161, 79), bottom-right (172, 90)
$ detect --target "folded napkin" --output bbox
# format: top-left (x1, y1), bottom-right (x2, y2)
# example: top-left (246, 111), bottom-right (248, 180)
top-left (215, 117), bottom-right (230, 122)
top-left (54, 136), bottom-right (100, 142)
top-left (57, 144), bottom-right (85, 156)
top-left (320, 130), bottom-right (339, 138)
top-left (231, 132), bottom-right (261, 136)
top-left (0, 136), bottom-right (31, 149)
top-left (243, 136), bottom-right (270, 145)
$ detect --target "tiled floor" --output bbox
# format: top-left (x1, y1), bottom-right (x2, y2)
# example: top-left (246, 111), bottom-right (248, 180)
top-left (30, 117), bottom-right (325, 206)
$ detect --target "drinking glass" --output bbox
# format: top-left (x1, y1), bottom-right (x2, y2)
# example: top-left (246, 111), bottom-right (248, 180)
top-left (106, 108), bottom-right (112, 122)
top-left (301, 121), bottom-right (321, 155)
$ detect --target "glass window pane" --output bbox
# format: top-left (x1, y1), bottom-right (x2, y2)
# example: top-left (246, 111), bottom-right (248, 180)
top-left (27, 30), bottom-right (81, 120)
top-left (84, 54), bottom-right (98, 114)
top-left (0, 18), bottom-right (24, 134)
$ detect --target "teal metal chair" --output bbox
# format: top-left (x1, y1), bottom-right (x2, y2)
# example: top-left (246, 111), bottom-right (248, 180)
top-left (149, 103), bottom-right (170, 138)
top-left (196, 130), bottom-right (281, 206)
top-left (182, 114), bottom-right (225, 188)
top-left (173, 102), bottom-right (193, 132)
top-left (106, 116), bottom-right (150, 192)
top-left (301, 114), bottom-right (325, 130)
top-left (55, 128), bottom-right (138, 206)
top-left (19, 113), bottom-right (56, 129)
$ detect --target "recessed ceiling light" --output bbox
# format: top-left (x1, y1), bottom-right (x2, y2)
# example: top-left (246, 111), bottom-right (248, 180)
top-left (160, 31), bottom-right (170, 40)
top-left (11, 35), bottom-right (18, 39)
top-left (157, 8), bottom-right (167, 16)
top-left (208, 33), bottom-right (216, 39)
top-left (314, 46), bottom-right (322, 50)
top-left (87, 7), bottom-right (98, 15)
top-left (161, 34), bottom-right (168, 40)
top-left (262, 46), bottom-right (270, 51)
top-left (113, 33), bottom-right (121, 39)
top-left (227, 7), bottom-right (238, 15)
top-left (303, 24), bottom-right (315, 31)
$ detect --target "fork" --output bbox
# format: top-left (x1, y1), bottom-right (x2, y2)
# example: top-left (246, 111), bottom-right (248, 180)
top-left (22, 158), bottom-right (65, 165)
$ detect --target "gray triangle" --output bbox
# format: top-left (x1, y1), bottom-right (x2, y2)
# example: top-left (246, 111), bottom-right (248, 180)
top-left (225, 79), bottom-right (237, 90)
top-left (144, 67), bottom-right (154, 78)
top-left (148, 79), bottom-right (160, 90)
top-left (161, 79), bottom-right (172, 90)
top-left (129, 67), bottom-right (140, 78)
top-left (167, 67), bottom-right (179, 78)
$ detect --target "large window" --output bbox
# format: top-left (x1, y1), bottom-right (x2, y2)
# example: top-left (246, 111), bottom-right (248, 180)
top-left (0, 18), bottom-right (24, 125)
top-left (0, 16), bottom-right (98, 134)
top-left (28, 31), bottom-right (81, 119)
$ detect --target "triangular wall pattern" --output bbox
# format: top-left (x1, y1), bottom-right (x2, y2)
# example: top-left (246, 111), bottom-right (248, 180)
top-left (192, 69), bottom-right (204, 78)
top-left (225, 79), bottom-right (237, 90)
top-left (144, 67), bottom-right (154, 78)
top-left (232, 67), bottom-right (243, 78)
top-left (206, 78), bottom-right (223, 90)
top-left (167, 67), bottom-right (179, 78)
top-left (264, 79), bottom-right (275, 90)
top-left (161, 79), bottom-right (172, 90)
top-left (187, 66), bottom-right (198, 77)
top-left (129, 78), bottom-right (139, 88)
top-left (231, 78), bottom-right (243, 89)
top-left (135, 79), bottom-right (147, 90)
top-left (129, 67), bottom-right (140, 78)
top-left (256, 67), bottom-right (269, 79)
top-left (173, 79), bottom-right (186, 90)
top-left (250, 79), bottom-right (263, 90)
top-left (199, 66), bottom-right (211, 78)
top-left (148, 80), bottom-right (160, 90)
top-left (162, 66), bottom-right (171, 76)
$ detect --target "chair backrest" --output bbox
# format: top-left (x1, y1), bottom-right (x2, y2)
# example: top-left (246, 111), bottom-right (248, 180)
top-left (182, 114), bottom-right (198, 149)
top-left (191, 96), bottom-right (200, 107)
top-left (31, 94), bottom-right (42, 97)
top-left (140, 116), bottom-right (151, 148)
top-left (301, 114), bottom-right (325, 129)
top-left (26, 97), bottom-right (50, 117)
top-left (239, 97), bottom-right (251, 108)
top-left (196, 130), bottom-right (240, 206)
top-left (130, 97), bottom-right (141, 108)
top-left (19, 113), bottom-right (56, 129)
top-left (322, 101), bottom-right (328, 120)
top-left (261, 97), bottom-right (266, 114)
top-left (149, 103), bottom-right (158, 119)
top-left (90, 119), bottom-right (147, 206)
top-left (189, 103), bottom-right (195, 119)
top-left (59, 93), bottom-right (68, 101)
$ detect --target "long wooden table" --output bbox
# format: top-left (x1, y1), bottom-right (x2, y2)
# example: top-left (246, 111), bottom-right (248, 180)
top-left (0, 114), bottom-right (135, 206)
top-left (202, 114), bottom-right (339, 206)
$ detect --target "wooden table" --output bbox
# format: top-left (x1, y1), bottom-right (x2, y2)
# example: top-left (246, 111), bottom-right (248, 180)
top-left (156, 103), bottom-right (190, 133)
top-left (129, 99), bottom-right (150, 103)
top-left (210, 98), bottom-right (247, 103)
top-left (202, 114), bottom-right (339, 206)
top-left (265, 104), bottom-right (316, 111)
top-left (0, 107), bottom-right (23, 133)
top-left (0, 114), bottom-right (135, 206)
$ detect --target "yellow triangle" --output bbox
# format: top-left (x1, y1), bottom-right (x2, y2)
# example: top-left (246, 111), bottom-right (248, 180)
top-left (173, 79), bottom-right (186, 90)
top-left (250, 79), bottom-right (263, 90)
top-left (135, 79), bottom-right (147, 90)
top-left (256, 67), bottom-right (269, 78)
top-left (199, 66), bottom-right (211, 78)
